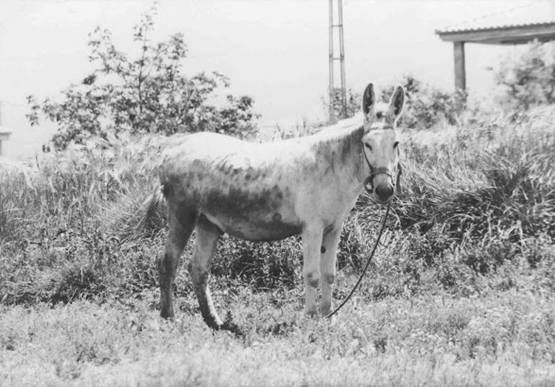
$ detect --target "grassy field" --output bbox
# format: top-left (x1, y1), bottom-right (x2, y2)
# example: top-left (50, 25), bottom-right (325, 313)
top-left (1, 288), bottom-right (554, 386)
top-left (1, 107), bottom-right (554, 386)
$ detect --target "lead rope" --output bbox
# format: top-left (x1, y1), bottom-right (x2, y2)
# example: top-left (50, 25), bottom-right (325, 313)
top-left (325, 200), bottom-right (391, 319)
top-left (325, 151), bottom-right (401, 319)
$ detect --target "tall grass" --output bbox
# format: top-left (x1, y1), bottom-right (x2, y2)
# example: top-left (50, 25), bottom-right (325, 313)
top-left (0, 136), bottom-right (167, 304)
top-left (0, 107), bottom-right (553, 305)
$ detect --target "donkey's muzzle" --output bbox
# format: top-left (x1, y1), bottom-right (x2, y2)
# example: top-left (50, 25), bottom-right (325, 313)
top-left (375, 183), bottom-right (394, 202)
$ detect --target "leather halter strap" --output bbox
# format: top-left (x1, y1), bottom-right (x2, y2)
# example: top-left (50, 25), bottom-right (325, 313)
top-left (363, 149), bottom-right (401, 193)
top-left (369, 166), bottom-right (393, 180)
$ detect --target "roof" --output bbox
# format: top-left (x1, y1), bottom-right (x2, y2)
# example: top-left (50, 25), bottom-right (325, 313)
top-left (436, 2), bottom-right (555, 44)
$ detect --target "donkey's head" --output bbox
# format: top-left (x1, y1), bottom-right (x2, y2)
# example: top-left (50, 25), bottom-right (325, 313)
top-left (360, 83), bottom-right (405, 203)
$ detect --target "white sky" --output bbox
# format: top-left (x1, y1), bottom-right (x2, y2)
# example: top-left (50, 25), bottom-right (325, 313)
top-left (0, 0), bottom-right (551, 158)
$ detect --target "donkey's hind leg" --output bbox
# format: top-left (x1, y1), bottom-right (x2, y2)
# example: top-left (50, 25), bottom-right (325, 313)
top-left (159, 208), bottom-right (196, 319)
top-left (189, 215), bottom-right (223, 329)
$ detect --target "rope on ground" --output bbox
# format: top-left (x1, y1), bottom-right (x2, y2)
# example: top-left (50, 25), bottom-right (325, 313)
top-left (326, 201), bottom-right (391, 319)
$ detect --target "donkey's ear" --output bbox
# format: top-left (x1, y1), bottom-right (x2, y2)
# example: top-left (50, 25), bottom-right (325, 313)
top-left (388, 85), bottom-right (405, 120)
top-left (362, 83), bottom-right (375, 123)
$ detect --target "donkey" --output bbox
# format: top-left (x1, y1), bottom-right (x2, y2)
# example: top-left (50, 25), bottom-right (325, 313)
top-left (152, 82), bottom-right (405, 330)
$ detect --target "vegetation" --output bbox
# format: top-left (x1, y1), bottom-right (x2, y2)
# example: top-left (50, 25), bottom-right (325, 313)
top-left (494, 41), bottom-right (555, 110)
top-left (2, 23), bottom-right (554, 387)
top-left (327, 75), bottom-right (463, 129)
top-left (327, 87), bottom-right (363, 121)
top-left (381, 74), bottom-right (465, 129)
top-left (1, 291), bottom-right (553, 386)
top-left (1, 102), bottom-right (554, 385)
top-left (26, 7), bottom-right (259, 151)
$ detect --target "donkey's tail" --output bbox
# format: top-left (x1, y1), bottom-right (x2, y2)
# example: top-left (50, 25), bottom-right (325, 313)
top-left (136, 184), bottom-right (167, 235)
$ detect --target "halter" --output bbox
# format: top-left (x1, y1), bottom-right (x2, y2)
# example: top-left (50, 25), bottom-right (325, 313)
top-left (362, 149), bottom-right (401, 195)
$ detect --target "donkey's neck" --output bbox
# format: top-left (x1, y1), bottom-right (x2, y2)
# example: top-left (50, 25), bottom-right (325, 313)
top-left (310, 125), bottom-right (366, 190)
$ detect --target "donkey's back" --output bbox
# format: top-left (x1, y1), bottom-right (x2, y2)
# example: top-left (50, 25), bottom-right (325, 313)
top-left (159, 132), bottom-right (310, 242)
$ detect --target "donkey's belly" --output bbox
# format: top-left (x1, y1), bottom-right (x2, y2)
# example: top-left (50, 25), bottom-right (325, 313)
top-left (204, 211), bottom-right (302, 241)
top-left (201, 190), bottom-right (303, 241)
top-left (199, 177), bottom-right (303, 241)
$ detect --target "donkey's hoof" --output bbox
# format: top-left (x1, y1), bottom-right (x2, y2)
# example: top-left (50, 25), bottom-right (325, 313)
top-left (219, 311), bottom-right (244, 337)
top-left (219, 321), bottom-right (244, 337)
top-left (319, 302), bottom-right (332, 316)
top-left (304, 307), bottom-right (319, 319)
top-left (160, 309), bottom-right (175, 320)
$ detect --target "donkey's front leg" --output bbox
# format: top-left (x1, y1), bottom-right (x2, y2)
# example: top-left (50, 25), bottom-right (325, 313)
top-left (320, 224), bottom-right (342, 316)
top-left (301, 226), bottom-right (324, 316)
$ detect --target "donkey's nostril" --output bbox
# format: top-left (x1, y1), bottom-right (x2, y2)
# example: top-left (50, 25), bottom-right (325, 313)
top-left (375, 184), bottom-right (394, 201)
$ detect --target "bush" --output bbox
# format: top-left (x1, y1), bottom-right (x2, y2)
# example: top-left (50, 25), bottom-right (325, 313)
top-left (326, 87), bottom-right (362, 121)
top-left (381, 75), bottom-right (464, 129)
top-left (397, 107), bottom-right (555, 243)
top-left (494, 41), bottom-right (555, 110)
top-left (326, 75), bottom-right (463, 129)
top-left (212, 237), bottom-right (302, 290)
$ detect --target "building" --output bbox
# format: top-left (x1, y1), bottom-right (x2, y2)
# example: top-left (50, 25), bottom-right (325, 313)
top-left (436, 3), bottom-right (555, 92)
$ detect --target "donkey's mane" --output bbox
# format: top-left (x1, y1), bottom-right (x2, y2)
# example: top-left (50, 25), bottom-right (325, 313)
top-left (311, 113), bottom-right (365, 141)
top-left (303, 114), bottom-right (365, 165)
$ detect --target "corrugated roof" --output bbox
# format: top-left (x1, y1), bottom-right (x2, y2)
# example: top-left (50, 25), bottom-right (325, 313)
top-left (436, 2), bottom-right (555, 34)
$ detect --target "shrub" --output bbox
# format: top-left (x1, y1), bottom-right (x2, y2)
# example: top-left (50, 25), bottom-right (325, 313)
top-left (397, 108), bottom-right (555, 244)
top-left (212, 237), bottom-right (302, 290)
top-left (494, 41), bottom-right (555, 110)
top-left (326, 87), bottom-right (362, 121)
top-left (324, 75), bottom-right (462, 129)
top-left (381, 74), bottom-right (464, 129)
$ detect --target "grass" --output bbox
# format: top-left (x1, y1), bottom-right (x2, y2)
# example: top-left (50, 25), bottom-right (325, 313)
top-left (1, 289), bottom-right (553, 386)
top-left (0, 106), bottom-right (554, 386)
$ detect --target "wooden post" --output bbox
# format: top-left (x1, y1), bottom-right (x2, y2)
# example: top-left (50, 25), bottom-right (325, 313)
top-left (453, 41), bottom-right (466, 92)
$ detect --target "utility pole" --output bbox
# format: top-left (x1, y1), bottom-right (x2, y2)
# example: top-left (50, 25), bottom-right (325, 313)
top-left (328, 0), bottom-right (347, 123)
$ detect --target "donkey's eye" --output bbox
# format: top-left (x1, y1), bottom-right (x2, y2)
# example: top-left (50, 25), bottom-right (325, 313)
top-left (393, 141), bottom-right (399, 149)
top-left (376, 112), bottom-right (383, 119)
top-left (364, 143), bottom-right (373, 151)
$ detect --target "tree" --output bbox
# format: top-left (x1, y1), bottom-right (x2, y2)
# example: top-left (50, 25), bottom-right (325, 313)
top-left (27, 6), bottom-right (259, 150)
top-left (327, 87), bottom-right (361, 121)
top-left (494, 41), bottom-right (555, 110)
